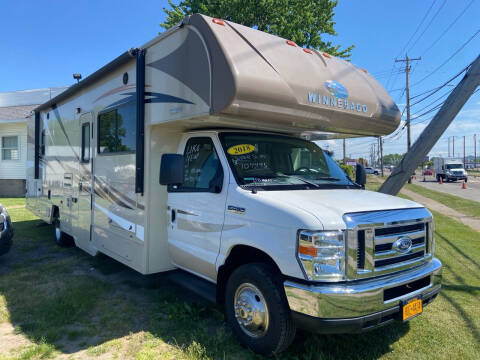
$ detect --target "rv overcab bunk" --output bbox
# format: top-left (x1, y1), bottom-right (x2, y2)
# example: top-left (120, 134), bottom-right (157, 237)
top-left (27, 14), bottom-right (441, 356)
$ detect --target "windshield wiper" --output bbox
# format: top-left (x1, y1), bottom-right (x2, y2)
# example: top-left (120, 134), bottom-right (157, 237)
top-left (278, 175), bottom-right (320, 188)
top-left (313, 176), bottom-right (340, 181)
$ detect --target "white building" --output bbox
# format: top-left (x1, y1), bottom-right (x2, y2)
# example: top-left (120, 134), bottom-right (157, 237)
top-left (0, 88), bottom-right (67, 196)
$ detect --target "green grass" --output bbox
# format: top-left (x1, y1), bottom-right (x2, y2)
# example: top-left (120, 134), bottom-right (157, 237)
top-left (404, 183), bottom-right (480, 218)
top-left (0, 198), bottom-right (26, 208)
top-left (0, 200), bottom-right (479, 359)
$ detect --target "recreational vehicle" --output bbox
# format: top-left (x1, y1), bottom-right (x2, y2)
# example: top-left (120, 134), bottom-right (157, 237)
top-left (27, 14), bottom-right (442, 355)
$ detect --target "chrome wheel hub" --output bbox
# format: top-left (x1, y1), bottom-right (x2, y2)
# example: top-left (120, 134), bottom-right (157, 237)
top-left (234, 283), bottom-right (269, 338)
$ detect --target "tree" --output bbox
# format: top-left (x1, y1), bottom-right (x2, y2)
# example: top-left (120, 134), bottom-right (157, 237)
top-left (161, 0), bottom-right (354, 58)
top-left (383, 153), bottom-right (404, 166)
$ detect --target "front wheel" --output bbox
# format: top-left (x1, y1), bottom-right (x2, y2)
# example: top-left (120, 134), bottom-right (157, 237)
top-left (225, 263), bottom-right (296, 356)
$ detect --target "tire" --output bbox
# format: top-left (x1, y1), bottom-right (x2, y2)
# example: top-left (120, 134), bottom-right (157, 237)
top-left (53, 218), bottom-right (73, 247)
top-left (0, 233), bottom-right (13, 256)
top-left (225, 263), bottom-right (296, 356)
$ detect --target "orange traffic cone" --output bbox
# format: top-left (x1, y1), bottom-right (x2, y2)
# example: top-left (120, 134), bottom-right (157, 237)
top-left (462, 180), bottom-right (466, 189)
top-left (439, 177), bottom-right (443, 184)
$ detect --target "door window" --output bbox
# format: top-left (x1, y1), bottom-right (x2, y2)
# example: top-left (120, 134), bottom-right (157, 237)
top-left (170, 137), bottom-right (223, 192)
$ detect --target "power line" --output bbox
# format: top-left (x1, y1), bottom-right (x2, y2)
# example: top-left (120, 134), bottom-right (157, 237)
top-left (420, 0), bottom-right (475, 56)
top-left (396, 0), bottom-right (437, 59)
top-left (411, 87), bottom-right (453, 113)
top-left (407, 0), bottom-right (447, 53)
top-left (411, 29), bottom-right (480, 87)
top-left (410, 60), bottom-right (473, 102)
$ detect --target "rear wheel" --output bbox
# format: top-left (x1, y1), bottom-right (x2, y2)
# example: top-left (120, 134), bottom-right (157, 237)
top-left (225, 263), bottom-right (296, 356)
top-left (53, 218), bottom-right (73, 247)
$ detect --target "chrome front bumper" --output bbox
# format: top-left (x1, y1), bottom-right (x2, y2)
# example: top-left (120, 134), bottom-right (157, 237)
top-left (284, 258), bottom-right (442, 331)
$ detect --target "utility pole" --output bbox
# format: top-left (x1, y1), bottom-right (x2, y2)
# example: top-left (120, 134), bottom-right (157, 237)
top-left (343, 139), bottom-right (346, 164)
top-left (463, 136), bottom-right (466, 167)
top-left (377, 138), bottom-right (381, 169)
top-left (379, 54), bottom-right (480, 196)
top-left (448, 137), bottom-right (450, 157)
top-left (453, 136), bottom-right (455, 158)
top-left (379, 137), bottom-right (384, 177)
top-left (396, 54), bottom-right (421, 183)
top-left (474, 134), bottom-right (477, 169)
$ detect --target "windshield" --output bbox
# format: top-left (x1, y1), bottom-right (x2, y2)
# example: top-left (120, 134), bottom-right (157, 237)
top-left (446, 164), bottom-right (463, 170)
top-left (220, 133), bottom-right (358, 190)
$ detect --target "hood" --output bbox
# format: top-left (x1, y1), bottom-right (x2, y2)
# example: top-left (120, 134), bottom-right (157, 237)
top-left (255, 189), bottom-right (422, 229)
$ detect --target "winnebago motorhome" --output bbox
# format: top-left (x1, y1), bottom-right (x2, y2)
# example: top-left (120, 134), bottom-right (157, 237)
top-left (27, 14), bottom-right (442, 355)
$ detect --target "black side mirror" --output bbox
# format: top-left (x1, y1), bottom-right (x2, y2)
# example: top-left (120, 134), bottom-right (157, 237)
top-left (356, 163), bottom-right (366, 189)
top-left (160, 154), bottom-right (184, 185)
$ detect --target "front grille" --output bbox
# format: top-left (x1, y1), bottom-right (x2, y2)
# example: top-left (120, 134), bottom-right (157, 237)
top-left (375, 223), bottom-right (424, 237)
top-left (373, 222), bottom-right (426, 272)
top-left (375, 251), bottom-right (424, 268)
top-left (357, 230), bottom-right (365, 269)
top-left (345, 208), bottom-right (433, 280)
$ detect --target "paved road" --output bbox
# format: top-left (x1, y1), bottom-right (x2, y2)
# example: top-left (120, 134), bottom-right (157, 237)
top-left (411, 175), bottom-right (480, 203)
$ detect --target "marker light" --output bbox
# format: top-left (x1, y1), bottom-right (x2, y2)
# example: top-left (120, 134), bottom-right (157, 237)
top-left (212, 18), bottom-right (225, 26)
top-left (322, 52), bottom-right (331, 58)
top-left (303, 48), bottom-right (313, 54)
top-left (286, 40), bottom-right (296, 47)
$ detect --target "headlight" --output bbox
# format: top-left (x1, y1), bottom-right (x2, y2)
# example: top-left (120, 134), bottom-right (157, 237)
top-left (297, 230), bottom-right (345, 281)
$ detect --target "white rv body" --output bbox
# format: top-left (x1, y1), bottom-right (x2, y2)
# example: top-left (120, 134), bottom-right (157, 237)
top-left (27, 14), bottom-right (441, 355)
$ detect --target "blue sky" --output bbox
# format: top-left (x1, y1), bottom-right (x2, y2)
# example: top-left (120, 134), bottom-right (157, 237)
top-left (1, 0), bottom-right (478, 159)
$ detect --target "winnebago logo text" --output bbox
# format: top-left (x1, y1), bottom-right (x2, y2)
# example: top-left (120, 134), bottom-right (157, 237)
top-left (307, 80), bottom-right (368, 113)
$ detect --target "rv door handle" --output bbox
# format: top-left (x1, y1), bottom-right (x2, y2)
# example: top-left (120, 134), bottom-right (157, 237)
top-left (171, 209), bottom-right (176, 223)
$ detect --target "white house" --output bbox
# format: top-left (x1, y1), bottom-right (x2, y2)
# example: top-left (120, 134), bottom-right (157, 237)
top-left (0, 88), bottom-right (67, 196)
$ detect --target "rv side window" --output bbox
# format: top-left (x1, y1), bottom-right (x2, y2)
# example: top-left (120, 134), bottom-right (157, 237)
top-left (98, 103), bottom-right (136, 154)
top-left (81, 123), bottom-right (90, 162)
top-left (98, 110), bottom-right (116, 153)
top-left (170, 137), bottom-right (223, 193)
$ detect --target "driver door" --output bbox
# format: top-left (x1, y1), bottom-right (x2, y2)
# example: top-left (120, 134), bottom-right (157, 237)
top-left (167, 136), bottom-right (228, 280)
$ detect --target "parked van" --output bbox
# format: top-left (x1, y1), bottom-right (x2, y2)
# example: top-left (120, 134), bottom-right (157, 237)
top-left (27, 14), bottom-right (442, 355)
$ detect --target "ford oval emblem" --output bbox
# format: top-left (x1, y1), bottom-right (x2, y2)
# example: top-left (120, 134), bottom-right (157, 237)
top-left (324, 80), bottom-right (349, 99)
top-left (392, 237), bottom-right (412, 254)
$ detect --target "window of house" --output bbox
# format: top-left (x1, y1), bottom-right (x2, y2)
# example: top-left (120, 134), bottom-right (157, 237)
top-left (81, 123), bottom-right (90, 162)
top-left (170, 137), bottom-right (223, 192)
top-left (98, 103), bottom-right (136, 154)
top-left (2, 136), bottom-right (19, 160)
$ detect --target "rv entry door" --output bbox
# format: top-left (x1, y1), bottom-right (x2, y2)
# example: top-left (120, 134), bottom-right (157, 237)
top-left (167, 136), bottom-right (227, 280)
top-left (77, 113), bottom-right (94, 247)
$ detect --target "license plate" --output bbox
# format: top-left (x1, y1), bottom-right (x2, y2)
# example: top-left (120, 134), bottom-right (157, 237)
top-left (402, 297), bottom-right (423, 321)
